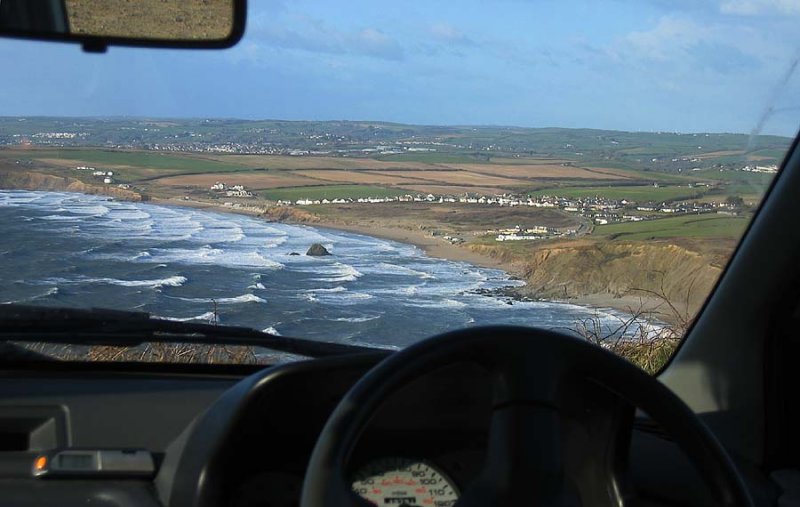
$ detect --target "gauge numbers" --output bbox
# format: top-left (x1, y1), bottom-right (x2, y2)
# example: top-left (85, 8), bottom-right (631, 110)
top-left (352, 457), bottom-right (459, 507)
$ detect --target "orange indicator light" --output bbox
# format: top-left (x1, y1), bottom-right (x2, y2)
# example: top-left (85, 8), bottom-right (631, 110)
top-left (34, 456), bottom-right (47, 472)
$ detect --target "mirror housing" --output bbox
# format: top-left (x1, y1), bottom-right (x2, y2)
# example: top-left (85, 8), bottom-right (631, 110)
top-left (0, 0), bottom-right (246, 52)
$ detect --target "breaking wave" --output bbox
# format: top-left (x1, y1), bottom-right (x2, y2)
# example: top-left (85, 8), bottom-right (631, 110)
top-left (1, 287), bottom-right (60, 305)
top-left (171, 294), bottom-right (267, 304)
top-left (310, 262), bottom-right (363, 282)
top-left (307, 286), bottom-right (347, 293)
top-left (44, 275), bottom-right (187, 289)
top-left (157, 311), bottom-right (218, 323)
top-left (332, 315), bottom-right (381, 323)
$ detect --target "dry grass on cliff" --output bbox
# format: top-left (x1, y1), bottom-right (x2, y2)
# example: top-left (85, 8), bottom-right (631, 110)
top-left (17, 300), bottom-right (683, 373)
top-left (574, 311), bottom-right (681, 374)
top-left (20, 341), bottom-right (270, 365)
top-left (572, 284), bottom-right (687, 374)
top-left (86, 343), bottom-right (262, 364)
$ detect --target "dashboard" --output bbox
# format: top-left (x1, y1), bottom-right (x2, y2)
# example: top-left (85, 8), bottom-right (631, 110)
top-left (0, 351), bottom-right (727, 507)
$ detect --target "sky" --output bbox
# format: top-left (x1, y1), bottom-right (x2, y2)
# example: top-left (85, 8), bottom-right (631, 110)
top-left (2, 0), bottom-right (800, 135)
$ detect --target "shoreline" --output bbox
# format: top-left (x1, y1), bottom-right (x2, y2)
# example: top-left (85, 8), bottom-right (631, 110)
top-left (1, 187), bottom-right (651, 324)
top-left (151, 196), bottom-right (520, 274)
top-left (151, 197), bottom-right (656, 324)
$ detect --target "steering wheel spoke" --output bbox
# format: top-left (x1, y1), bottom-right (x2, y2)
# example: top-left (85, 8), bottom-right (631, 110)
top-left (488, 349), bottom-right (567, 407)
top-left (457, 404), bottom-right (573, 507)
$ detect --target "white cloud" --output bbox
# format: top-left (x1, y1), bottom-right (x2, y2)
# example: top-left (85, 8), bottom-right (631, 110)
top-left (623, 16), bottom-right (706, 60)
top-left (251, 18), bottom-right (404, 61)
top-left (429, 23), bottom-right (474, 46)
top-left (616, 14), bottom-right (767, 69)
top-left (594, 13), bottom-right (777, 96)
top-left (720, 0), bottom-right (800, 15)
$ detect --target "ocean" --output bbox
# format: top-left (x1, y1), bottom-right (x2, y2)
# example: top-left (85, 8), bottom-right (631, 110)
top-left (0, 190), bottom-right (636, 351)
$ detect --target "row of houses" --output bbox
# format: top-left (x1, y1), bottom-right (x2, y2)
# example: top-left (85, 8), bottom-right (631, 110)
top-left (490, 224), bottom-right (577, 242)
top-left (285, 193), bottom-right (585, 207)
top-left (270, 189), bottom-right (739, 235)
top-left (288, 194), bottom-right (445, 206)
top-left (74, 166), bottom-right (114, 184)
top-left (589, 200), bottom-right (734, 225)
top-left (741, 164), bottom-right (779, 174)
top-left (489, 225), bottom-right (556, 235)
top-left (221, 202), bottom-right (265, 212)
top-left (279, 191), bottom-right (725, 218)
top-left (209, 182), bottom-right (253, 198)
top-left (496, 234), bottom-right (547, 241)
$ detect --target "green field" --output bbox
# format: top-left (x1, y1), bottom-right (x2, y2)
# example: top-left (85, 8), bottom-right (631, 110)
top-left (584, 164), bottom-right (693, 184)
top-left (529, 185), bottom-right (704, 202)
top-left (707, 183), bottom-right (770, 200)
top-left (262, 185), bottom-right (408, 201)
top-left (691, 170), bottom-right (774, 198)
top-left (377, 152), bottom-right (491, 164)
top-left (693, 168), bottom-right (776, 183)
top-left (595, 214), bottom-right (749, 240)
top-left (748, 148), bottom-right (787, 160)
top-left (14, 149), bottom-right (244, 172)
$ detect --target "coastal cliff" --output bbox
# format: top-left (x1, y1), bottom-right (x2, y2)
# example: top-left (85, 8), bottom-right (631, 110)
top-left (469, 240), bottom-right (725, 316)
top-left (0, 169), bottom-right (143, 201)
top-left (261, 206), bottom-right (321, 224)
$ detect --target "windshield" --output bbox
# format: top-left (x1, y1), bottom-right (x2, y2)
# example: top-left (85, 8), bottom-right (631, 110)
top-left (1, 1), bottom-right (798, 371)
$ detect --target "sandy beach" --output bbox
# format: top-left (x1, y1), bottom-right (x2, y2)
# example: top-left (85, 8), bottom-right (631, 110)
top-left (152, 197), bottom-right (515, 271)
top-left (148, 196), bottom-right (674, 326)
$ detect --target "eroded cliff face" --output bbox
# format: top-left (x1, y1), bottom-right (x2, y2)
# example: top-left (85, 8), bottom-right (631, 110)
top-left (261, 206), bottom-right (320, 224)
top-left (469, 240), bottom-right (725, 311)
top-left (0, 170), bottom-right (143, 201)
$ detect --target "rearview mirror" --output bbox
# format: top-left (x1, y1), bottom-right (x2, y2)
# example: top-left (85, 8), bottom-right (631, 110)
top-left (0, 0), bottom-right (245, 52)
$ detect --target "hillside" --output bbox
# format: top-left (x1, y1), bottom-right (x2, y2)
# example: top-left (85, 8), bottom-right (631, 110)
top-left (469, 239), bottom-right (729, 324)
top-left (0, 118), bottom-right (791, 173)
top-left (0, 169), bottom-right (143, 201)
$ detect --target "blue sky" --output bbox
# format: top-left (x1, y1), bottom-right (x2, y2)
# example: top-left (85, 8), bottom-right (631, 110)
top-left (2, 0), bottom-right (800, 135)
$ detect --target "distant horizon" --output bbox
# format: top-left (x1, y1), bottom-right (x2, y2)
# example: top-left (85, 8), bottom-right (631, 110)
top-left (3, 1), bottom-right (800, 138)
top-left (2, 115), bottom-right (794, 139)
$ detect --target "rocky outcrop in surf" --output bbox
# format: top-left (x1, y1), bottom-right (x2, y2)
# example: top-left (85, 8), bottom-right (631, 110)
top-left (306, 243), bottom-right (331, 256)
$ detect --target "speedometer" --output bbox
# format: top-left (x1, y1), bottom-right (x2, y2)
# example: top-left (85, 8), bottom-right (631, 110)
top-left (352, 457), bottom-right (459, 507)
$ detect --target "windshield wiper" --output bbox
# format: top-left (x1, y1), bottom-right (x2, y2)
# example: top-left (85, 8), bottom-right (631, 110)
top-left (0, 304), bottom-right (384, 358)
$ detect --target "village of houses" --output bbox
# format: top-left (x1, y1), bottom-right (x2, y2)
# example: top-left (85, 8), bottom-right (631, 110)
top-left (204, 180), bottom-right (741, 243)
top-left (72, 164), bottom-right (744, 244)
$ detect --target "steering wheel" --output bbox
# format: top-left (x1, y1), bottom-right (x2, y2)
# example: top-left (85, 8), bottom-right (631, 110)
top-left (300, 325), bottom-right (753, 506)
